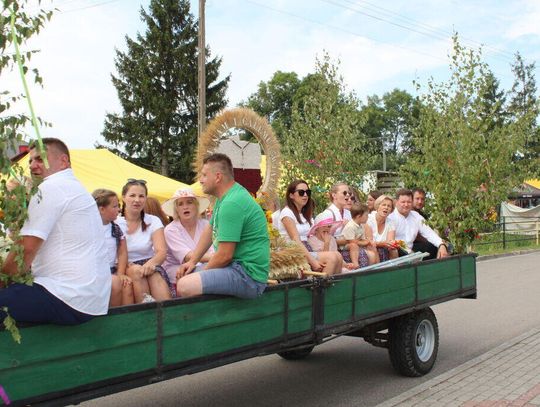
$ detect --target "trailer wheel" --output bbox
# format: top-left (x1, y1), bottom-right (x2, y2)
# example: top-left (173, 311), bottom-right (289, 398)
top-left (277, 345), bottom-right (315, 360)
top-left (388, 308), bottom-right (439, 377)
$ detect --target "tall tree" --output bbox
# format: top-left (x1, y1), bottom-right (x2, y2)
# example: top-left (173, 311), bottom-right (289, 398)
top-left (507, 52), bottom-right (539, 173)
top-left (102, 0), bottom-right (229, 182)
top-left (281, 53), bottom-right (372, 208)
top-left (243, 71), bottom-right (300, 142)
top-left (401, 35), bottom-right (536, 253)
top-left (360, 89), bottom-right (420, 170)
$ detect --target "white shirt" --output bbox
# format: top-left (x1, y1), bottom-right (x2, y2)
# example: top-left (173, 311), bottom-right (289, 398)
top-left (117, 214), bottom-right (163, 262)
top-left (387, 209), bottom-right (443, 250)
top-left (366, 213), bottom-right (395, 242)
top-left (317, 203), bottom-right (351, 237)
top-left (342, 219), bottom-right (366, 240)
top-left (102, 223), bottom-right (123, 268)
top-left (20, 169), bottom-right (111, 315)
top-left (278, 206), bottom-right (312, 241)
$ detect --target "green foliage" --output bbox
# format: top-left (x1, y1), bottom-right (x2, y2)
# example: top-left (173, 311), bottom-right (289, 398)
top-left (402, 35), bottom-right (536, 253)
top-left (360, 89), bottom-right (421, 171)
top-left (507, 52), bottom-right (540, 175)
top-left (243, 71), bottom-right (301, 142)
top-left (281, 53), bottom-right (373, 209)
top-left (101, 0), bottom-right (229, 182)
top-left (1, 307), bottom-right (21, 343)
top-left (1, 0), bottom-right (52, 343)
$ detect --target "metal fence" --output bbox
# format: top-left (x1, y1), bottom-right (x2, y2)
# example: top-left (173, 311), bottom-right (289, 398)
top-left (474, 216), bottom-right (540, 250)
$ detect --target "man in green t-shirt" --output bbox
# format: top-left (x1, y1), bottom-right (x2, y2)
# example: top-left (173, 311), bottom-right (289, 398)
top-left (176, 153), bottom-right (269, 299)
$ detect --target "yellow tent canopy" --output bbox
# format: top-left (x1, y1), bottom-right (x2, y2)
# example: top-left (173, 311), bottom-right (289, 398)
top-left (16, 149), bottom-right (191, 203)
top-left (525, 179), bottom-right (540, 190)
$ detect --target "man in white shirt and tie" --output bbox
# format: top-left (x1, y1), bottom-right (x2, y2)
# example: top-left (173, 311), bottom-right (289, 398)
top-left (388, 189), bottom-right (449, 260)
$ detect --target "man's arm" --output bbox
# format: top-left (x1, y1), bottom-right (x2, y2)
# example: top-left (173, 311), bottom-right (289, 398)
top-left (416, 216), bottom-right (449, 258)
top-left (204, 241), bottom-right (236, 270)
top-left (2, 236), bottom-right (43, 276)
top-left (189, 224), bottom-right (214, 264)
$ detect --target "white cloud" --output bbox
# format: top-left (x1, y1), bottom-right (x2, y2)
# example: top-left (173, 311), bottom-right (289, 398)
top-left (504, 0), bottom-right (540, 39)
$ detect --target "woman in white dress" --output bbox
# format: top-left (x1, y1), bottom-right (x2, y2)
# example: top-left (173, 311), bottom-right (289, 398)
top-left (278, 180), bottom-right (342, 275)
top-left (365, 195), bottom-right (398, 261)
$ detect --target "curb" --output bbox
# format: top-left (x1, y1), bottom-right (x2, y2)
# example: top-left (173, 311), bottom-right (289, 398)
top-left (376, 327), bottom-right (540, 407)
top-left (476, 247), bottom-right (540, 262)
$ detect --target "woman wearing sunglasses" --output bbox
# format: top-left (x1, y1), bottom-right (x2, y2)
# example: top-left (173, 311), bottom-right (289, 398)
top-left (277, 180), bottom-right (343, 275)
top-left (117, 179), bottom-right (172, 303)
top-left (317, 182), bottom-right (369, 268)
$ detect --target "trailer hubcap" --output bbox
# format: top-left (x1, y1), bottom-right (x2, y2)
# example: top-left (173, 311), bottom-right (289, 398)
top-left (415, 320), bottom-right (435, 362)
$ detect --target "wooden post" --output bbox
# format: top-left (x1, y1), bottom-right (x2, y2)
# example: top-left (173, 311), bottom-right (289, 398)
top-left (197, 0), bottom-right (206, 151)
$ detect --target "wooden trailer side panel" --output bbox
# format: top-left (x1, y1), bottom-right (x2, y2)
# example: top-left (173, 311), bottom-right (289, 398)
top-left (0, 309), bottom-right (157, 403)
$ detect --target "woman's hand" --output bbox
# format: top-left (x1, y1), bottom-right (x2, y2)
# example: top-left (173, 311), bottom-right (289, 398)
top-left (177, 261), bottom-right (196, 280)
top-left (141, 262), bottom-right (156, 277)
top-left (308, 256), bottom-right (324, 272)
top-left (119, 274), bottom-right (132, 287)
top-left (378, 241), bottom-right (394, 249)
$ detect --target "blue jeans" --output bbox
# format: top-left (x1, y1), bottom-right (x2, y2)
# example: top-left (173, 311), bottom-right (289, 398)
top-left (0, 283), bottom-right (93, 325)
top-left (198, 261), bottom-right (266, 299)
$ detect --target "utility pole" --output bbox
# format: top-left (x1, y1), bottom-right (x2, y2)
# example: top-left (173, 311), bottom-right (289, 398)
top-left (197, 0), bottom-right (206, 150)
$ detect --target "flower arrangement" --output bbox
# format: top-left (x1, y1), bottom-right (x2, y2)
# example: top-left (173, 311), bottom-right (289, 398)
top-left (254, 193), bottom-right (280, 245)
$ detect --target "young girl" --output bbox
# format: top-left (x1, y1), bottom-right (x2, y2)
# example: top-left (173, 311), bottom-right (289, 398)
top-left (117, 179), bottom-right (171, 303)
top-left (92, 189), bottom-right (134, 306)
top-left (307, 218), bottom-right (354, 272)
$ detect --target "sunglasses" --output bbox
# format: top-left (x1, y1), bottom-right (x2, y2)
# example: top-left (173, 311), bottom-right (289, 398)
top-left (295, 189), bottom-right (312, 197)
top-left (127, 178), bottom-right (147, 185)
top-left (341, 191), bottom-right (352, 197)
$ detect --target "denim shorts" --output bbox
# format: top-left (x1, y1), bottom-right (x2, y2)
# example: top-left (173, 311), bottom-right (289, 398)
top-left (198, 261), bottom-right (266, 299)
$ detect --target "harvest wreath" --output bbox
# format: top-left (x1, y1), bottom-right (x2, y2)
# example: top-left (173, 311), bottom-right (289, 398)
top-left (195, 108), bottom-right (324, 281)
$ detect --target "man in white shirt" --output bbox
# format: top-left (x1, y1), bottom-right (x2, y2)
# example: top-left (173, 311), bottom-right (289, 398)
top-left (0, 138), bottom-right (111, 324)
top-left (388, 189), bottom-right (449, 260)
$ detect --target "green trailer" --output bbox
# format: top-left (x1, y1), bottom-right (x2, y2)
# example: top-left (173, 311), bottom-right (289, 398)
top-left (0, 254), bottom-right (476, 406)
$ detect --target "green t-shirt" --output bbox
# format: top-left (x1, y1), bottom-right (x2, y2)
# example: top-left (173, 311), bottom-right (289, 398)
top-left (210, 183), bottom-right (270, 283)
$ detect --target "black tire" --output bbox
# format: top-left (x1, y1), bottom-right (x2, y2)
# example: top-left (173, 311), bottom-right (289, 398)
top-left (388, 308), bottom-right (439, 377)
top-left (277, 345), bottom-right (315, 360)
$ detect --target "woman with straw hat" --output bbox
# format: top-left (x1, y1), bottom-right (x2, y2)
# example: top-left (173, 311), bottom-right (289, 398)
top-left (161, 188), bottom-right (213, 284)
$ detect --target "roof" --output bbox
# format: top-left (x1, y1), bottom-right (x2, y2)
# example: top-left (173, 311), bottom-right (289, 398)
top-left (16, 149), bottom-right (191, 203)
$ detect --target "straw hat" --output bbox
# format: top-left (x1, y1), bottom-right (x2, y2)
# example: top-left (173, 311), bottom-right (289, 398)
top-left (161, 188), bottom-right (210, 217)
top-left (307, 217), bottom-right (342, 237)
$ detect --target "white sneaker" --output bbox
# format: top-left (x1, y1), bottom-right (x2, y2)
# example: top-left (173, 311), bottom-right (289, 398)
top-left (141, 293), bottom-right (156, 303)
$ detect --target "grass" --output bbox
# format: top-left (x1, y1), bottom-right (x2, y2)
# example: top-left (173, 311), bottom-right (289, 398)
top-left (470, 232), bottom-right (540, 256)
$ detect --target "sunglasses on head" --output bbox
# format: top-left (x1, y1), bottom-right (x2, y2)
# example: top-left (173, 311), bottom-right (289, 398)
top-left (127, 178), bottom-right (147, 185)
top-left (295, 189), bottom-right (312, 197)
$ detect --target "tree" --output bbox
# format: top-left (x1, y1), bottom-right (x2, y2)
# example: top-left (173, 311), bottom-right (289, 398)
top-left (243, 71), bottom-right (301, 142)
top-left (101, 0), bottom-right (229, 182)
top-left (507, 52), bottom-right (539, 173)
top-left (1, 0), bottom-right (53, 342)
top-left (360, 89), bottom-right (421, 170)
top-left (401, 35), bottom-right (536, 253)
top-left (281, 53), bottom-right (373, 208)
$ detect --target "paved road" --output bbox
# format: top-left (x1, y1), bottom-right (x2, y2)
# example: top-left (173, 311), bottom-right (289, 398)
top-left (83, 252), bottom-right (540, 407)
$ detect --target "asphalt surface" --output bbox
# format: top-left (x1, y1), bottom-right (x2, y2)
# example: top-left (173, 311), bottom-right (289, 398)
top-left (82, 251), bottom-right (540, 407)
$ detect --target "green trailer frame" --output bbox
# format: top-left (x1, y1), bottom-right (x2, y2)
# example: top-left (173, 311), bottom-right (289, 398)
top-left (0, 254), bottom-right (476, 406)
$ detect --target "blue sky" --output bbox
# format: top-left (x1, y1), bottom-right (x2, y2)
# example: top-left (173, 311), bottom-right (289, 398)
top-left (8, 0), bottom-right (540, 149)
